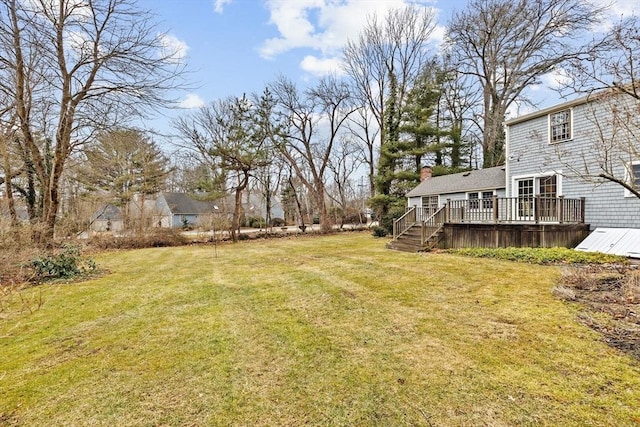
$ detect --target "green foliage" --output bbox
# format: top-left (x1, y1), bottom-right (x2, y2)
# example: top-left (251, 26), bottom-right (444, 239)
top-left (371, 226), bottom-right (388, 237)
top-left (449, 247), bottom-right (628, 265)
top-left (431, 165), bottom-right (472, 177)
top-left (369, 194), bottom-right (406, 234)
top-left (27, 244), bottom-right (96, 282)
top-left (242, 216), bottom-right (266, 228)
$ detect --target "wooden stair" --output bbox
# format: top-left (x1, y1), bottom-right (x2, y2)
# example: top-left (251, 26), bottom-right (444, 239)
top-left (387, 224), bottom-right (444, 253)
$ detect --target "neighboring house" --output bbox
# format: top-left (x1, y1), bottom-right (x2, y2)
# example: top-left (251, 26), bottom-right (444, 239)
top-left (155, 192), bottom-right (220, 228)
top-left (88, 204), bottom-right (124, 232)
top-left (505, 90), bottom-right (640, 230)
top-left (406, 166), bottom-right (506, 220)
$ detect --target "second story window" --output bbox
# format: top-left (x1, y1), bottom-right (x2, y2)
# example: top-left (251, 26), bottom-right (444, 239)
top-left (549, 109), bottom-right (571, 143)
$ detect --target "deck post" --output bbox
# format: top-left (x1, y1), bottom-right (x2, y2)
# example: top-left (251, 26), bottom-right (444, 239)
top-left (580, 197), bottom-right (586, 223)
top-left (493, 195), bottom-right (498, 223)
top-left (534, 195), bottom-right (540, 224)
top-left (446, 199), bottom-right (451, 223)
top-left (558, 195), bottom-right (564, 224)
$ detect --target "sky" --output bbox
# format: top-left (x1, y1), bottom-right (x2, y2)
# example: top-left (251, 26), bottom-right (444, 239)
top-left (137, 0), bottom-right (639, 132)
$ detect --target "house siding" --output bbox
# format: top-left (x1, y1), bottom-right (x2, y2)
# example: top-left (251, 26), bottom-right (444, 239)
top-left (507, 97), bottom-right (640, 230)
top-left (408, 189), bottom-right (506, 210)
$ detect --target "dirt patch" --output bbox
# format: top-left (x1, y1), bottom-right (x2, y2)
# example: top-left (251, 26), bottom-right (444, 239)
top-left (555, 264), bottom-right (640, 360)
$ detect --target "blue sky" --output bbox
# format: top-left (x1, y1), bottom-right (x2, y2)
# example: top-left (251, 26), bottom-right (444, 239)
top-left (138, 0), bottom-right (639, 131)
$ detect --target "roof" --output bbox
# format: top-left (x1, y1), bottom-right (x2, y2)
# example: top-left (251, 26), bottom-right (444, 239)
top-left (406, 166), bottom-right (506, 198)
top-left (90, 204), bottom-right (122, 222)
top-left (160, 192), bottom-right (219, 215)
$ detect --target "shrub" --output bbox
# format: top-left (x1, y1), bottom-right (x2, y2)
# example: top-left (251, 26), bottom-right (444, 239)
top-left (88, 229), bottom-right (188, 249)
top-left (270, 217), bottom-right (285, 227)
top-left (27, 244), bottom-right (96, 283)
top-left (243, 216), bottom-right (266, 229)
top-left (371, 226), bottom-right (388, 238)
top-left (448, 247), bottom-right (628, 265)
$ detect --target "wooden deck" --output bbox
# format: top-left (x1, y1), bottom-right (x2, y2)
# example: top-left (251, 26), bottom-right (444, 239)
top-left (390, 197), bottom-right (589, 252)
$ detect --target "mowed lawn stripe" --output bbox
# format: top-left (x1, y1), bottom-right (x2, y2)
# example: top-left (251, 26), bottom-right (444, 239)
top-left (1, 233), bottom-right (639, 426)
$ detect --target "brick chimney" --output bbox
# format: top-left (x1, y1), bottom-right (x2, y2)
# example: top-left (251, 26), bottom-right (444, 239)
top-left (420, 166), bottom-right (432, 181)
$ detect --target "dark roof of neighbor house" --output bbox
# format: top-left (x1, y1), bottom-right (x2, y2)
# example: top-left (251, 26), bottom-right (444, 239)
top-left (90, 204), bottom-right (123, 222)
top-left (160, 192), bottom-right (218, 215)
top-left (406, 166), bottom-right (506, 198)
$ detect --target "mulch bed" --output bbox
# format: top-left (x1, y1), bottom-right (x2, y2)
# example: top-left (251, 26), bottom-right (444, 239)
top-left (555, 264), bottom-right (640, 360)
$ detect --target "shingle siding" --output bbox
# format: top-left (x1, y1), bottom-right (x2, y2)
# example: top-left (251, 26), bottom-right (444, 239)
top-left (507, 95), bottom-right (640, 229)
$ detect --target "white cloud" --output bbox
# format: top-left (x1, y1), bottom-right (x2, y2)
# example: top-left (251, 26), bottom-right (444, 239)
top-left (541, 68), bottom-right (571, 91)
top-left (179, 93), bottom-right (206, 109)
top-left (590, 0), bottom-right (639, 32)
top-left (213, 0), bottom-right (233, 14)
top-left (300, 55), bottom-right (345, 77)
top-left (259, 0), bottom-right (437, 59)
top-left (159, 33), bottom-right (189, 63)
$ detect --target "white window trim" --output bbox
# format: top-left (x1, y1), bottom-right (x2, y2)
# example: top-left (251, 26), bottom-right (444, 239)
top-left (511, 172), bottom-right (563, 197)
top-left (466, 190), bottom-right (497, 210)
top-left (548, 108), bottom-right (573, 144)
top-left (625, 161), bottom-right (640, 198)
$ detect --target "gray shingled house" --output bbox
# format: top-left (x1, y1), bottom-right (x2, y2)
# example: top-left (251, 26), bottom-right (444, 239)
top-left (155, 192), bottom-right (220, 228)
top-left (88, 204), bottom-right (124, 232)
top-left (505, 90), bottom-right (640, 231)
top-left (405, 166), bottom-right (506, 219)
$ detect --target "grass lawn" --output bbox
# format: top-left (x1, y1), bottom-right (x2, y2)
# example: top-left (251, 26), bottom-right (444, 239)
top-left (1, 232), bottom-right (639, 426)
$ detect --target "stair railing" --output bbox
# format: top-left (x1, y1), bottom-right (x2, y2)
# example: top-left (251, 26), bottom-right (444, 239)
top-left (421, 206), bottom-right (446, 246)
top-left (392, 206), bottom-right (417, 240)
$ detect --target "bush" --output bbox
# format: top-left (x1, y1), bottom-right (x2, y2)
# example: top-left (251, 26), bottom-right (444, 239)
top-left (448, 247), bottom-right (628, 265)
top-left (88, 229), bottom-right (188, 249)
top-left (371, 226), bottom-right (388, 238)
top-left (270, 217), bottom-right (285, 227)
top-left (243, 216), bottom-right (266, 229)
top-left (27, 244), bottom-right (96, 282)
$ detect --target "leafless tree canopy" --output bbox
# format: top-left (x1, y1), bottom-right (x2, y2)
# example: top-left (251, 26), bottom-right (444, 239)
top-left (269, 75), bottom-right (358, 232)
top-left (0, 0), bottom-right (186, 245)
top-left (563, 16), bottom-right (640, 100)
top-left (447, 0), bottom-right (605, 167)
top-left (342, 4), bottom-right (437, 196)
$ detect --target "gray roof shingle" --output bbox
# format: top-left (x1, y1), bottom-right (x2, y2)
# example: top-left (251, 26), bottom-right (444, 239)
top-left (161, 192), bottom-right (219, 215)
top-left (406, 166), bottom-right (506, 197)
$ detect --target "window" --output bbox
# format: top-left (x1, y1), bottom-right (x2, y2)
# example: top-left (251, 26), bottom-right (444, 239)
top-left (482, 191), bottom-right (494, 209)
top-left (626, 162), bottom-right (640, 197)
top-left (468, 191), bottom-right (494, 209)
top-left (421, 195), bottom-right (439, 218)
top-left (539, 175), bottom-right (557, 198)
top-left (468, 192), bottom-right (479, 209)
top-left (549, 109), bottom-right (571, 143)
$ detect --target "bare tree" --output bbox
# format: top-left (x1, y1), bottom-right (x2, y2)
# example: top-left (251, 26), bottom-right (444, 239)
top-left (342, 4), bottom-right (437, 202)
top-left (269, 75), bottom-right (357, 233)
top-left (0, 0), bottom-right (185, 246)
top-left (554, 17), bottom-right (640, 198)
top-left (326, 135), bottom-right (362, 227)
top-left (447, 0), bottom-right (605, 168)
top-left (173, 95), bottom-right (272, 242)
top-left (563, 16), bottom-right (640, 101)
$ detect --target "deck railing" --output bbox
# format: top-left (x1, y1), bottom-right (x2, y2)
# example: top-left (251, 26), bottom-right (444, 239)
top-left (445, 196), bottom-right (585, 224)
top-left (392, 196), bottom-right (585, 242)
